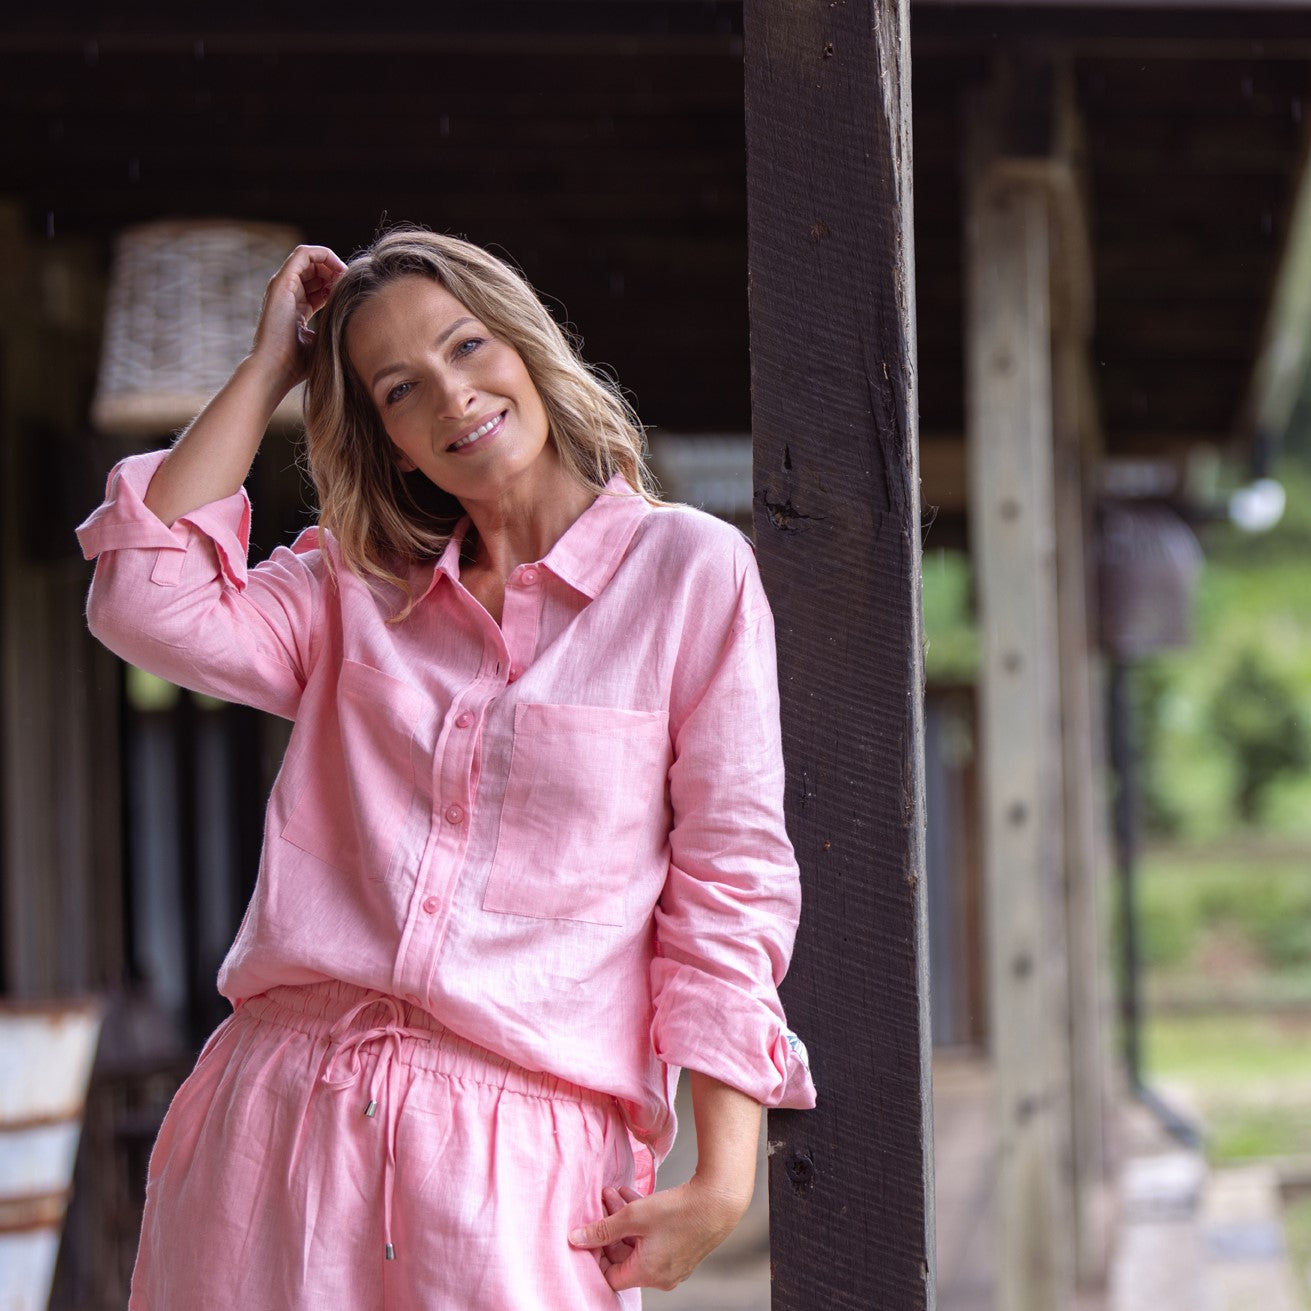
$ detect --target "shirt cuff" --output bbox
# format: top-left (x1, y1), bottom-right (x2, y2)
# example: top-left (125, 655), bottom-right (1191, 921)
top-left (650, 957), bottom-right (817, 1110)
top-left (75, 450), bottom-right (252, 589)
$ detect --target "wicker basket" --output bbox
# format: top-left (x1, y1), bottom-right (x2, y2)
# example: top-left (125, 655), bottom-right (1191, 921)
top-left (91, 220), bottom-right (305, 437)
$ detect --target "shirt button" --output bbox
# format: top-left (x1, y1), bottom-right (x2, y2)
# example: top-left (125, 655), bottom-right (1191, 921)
top-left (520, 567), bottom-right (539, 586)
top-left (444, 804), bottom-right (465, 825)
top-left (455, 711), bottom-right (474, 729)
top-left (422, 896), bottom-right (440, 916)
top-left (406, 993), bottom-right (420, 1005)
top-left (507, 666), bottom-right (522, 683)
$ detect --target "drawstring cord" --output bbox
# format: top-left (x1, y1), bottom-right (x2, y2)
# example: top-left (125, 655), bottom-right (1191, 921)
top-left (321, 994), bottom-right (433, 1261)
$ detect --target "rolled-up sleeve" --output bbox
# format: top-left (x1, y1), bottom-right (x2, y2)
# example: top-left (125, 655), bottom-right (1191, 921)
top-left (651, 569), bottom-right (817, 1110)
top-left (76, 450), bottom-right (322, 720)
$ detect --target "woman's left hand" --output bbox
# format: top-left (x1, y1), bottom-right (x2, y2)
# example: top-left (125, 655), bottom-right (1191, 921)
top-left (568, 1176), bottom-right (751, 1292)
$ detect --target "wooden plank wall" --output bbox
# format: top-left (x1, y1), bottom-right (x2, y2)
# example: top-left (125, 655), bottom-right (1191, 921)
top-left (743, 1), bottom-right (935, 1306)
top-left (0, 205), bottom-right (125, 999)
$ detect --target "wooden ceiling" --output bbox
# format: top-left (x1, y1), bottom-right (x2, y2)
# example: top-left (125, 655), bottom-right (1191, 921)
top-left (3, 3), bottom-right (1309, 470)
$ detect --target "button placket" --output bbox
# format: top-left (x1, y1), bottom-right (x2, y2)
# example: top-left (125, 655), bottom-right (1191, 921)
top-left (500, 565), bottom-right (543, 690)
top-left (397, 663), bottom-right (497, 999)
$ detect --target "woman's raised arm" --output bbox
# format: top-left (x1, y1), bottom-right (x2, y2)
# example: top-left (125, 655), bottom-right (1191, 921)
top-left (142, 244), bottom-right (346, 526)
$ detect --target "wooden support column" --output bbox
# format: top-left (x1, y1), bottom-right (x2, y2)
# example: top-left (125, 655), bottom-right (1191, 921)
top-left (964, 105), bottom-right (1076, 1311)
top-left (1052, 333), bottom-right (1112, 1291)
top-left (744, 2), bottom-right (934, 1307)
top-left (1049, 73), bottom-right (1114, 1289)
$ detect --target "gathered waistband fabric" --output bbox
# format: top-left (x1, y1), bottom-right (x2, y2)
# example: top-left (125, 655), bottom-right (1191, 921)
top-left (239, 979), bottom-right (613, 1109)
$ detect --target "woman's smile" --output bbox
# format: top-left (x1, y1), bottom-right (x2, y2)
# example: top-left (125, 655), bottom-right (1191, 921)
top-left (448, 409), bottom-right (506, 454)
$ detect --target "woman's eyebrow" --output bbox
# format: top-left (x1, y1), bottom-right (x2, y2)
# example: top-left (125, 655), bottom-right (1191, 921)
top-left (369, 317), bottom-right (480, 390)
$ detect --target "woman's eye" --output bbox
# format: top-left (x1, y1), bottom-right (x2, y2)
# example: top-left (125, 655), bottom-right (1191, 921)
top-left (455, 336), bottom-right (484, 357)
top-left (384, 382), bottom-right (412, 406)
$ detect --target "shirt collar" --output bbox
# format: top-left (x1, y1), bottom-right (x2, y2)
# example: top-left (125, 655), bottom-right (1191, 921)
top-left (423, 473), bottom-right (650, 603)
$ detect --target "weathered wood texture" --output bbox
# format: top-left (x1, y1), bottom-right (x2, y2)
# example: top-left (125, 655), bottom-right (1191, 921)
top-left (964, 154), bottom-right (1075, 1309)
top-left (1053, 329), bottom-right (1113, 1291)
top-left (744, 2), bottom-right (934, 1307)
top-left (1048, 82), bottom-right (1115, 1285)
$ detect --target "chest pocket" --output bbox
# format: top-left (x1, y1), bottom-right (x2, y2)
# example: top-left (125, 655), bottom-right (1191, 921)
top-left (281, 660), bottom-right (429, 884)
top-left (482, 702), bottom-right (670, 926)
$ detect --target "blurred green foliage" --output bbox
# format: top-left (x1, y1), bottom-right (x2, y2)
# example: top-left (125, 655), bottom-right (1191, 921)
top-left (1131, 455), bottom-right (1311, 838)
top-left (1208, 650), bottom-right (1310, 824)
top-left (1138, 848), bottom-right (1311, 973)
top-left (921, 548), bottom-right (979, 683)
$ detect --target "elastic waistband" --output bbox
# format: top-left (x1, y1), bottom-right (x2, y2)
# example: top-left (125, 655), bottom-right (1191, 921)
top-left (238, 979), bottom-right (612, 1109)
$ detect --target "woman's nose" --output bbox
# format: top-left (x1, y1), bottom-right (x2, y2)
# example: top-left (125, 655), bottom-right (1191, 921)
top-left (430, 370), bottom-right (477, 420)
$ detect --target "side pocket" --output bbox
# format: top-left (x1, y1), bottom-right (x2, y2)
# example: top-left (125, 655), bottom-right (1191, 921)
top-left (482, 703), bottom-right (670, 926)
top-left (281, 660), bottom-right (428, 883)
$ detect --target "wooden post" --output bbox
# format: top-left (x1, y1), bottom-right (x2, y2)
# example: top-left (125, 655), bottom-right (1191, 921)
top-left (744, 2), bottom-right (934, 1307)
top-left (964, 88), bottom-right (1076, 1309)
top-left (1049, 74), bottom-right (1114, 1286)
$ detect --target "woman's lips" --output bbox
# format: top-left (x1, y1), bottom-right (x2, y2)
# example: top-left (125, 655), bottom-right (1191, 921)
top-left (447, 411), bottom-right (506, 453)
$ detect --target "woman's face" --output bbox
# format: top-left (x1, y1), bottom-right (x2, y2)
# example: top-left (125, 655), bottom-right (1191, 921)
top-left (345, 275), bottom-right (553, 507)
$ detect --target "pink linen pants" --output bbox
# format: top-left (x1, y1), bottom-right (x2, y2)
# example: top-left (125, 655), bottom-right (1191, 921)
top-left (129, 981), bottom-right (639, 1310)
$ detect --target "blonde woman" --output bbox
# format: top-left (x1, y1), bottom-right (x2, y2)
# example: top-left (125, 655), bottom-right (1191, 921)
top-left (78, 230), bottom-right (815, 1310)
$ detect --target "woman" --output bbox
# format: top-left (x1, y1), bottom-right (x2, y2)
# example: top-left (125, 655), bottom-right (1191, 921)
top-left (78, 230), bottom-right (815, 1310)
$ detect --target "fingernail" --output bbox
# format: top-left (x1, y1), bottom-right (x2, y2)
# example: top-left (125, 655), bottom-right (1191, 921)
top-left (568, 1229), bottom-right (585, 1246)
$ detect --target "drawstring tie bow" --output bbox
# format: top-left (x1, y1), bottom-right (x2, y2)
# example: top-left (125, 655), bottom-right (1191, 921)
top-left (322, 993), bottom-right (432, 1261)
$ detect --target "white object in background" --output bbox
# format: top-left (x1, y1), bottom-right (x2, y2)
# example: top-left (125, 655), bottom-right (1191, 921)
top-left (0, 999), bottom-right (103, 1311)
top-left (648, 433), bottom-right (753, 519)
top-left (1228, 478), bottom-right (1286, 533)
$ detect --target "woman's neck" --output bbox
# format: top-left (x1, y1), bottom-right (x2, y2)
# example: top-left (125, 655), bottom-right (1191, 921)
top-left (461, 464), bottom-right (595, 584)
top-left (456, 462), bottom-right (596, 626)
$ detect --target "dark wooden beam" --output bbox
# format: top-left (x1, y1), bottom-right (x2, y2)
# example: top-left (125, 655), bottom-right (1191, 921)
top-left (1, 1), bottom-right (745, 43)
top-left (744, 1), bottom-right (933, 1307)
top-left (913, 3), bottom-right (1311, 57)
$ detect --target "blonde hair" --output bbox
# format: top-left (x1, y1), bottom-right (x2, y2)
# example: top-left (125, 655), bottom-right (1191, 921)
top-left (303, 228), bottom-right (655, 618)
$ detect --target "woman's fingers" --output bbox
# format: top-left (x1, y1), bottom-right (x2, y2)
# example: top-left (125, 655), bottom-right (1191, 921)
top-left (569, 1196), bottom-right (642, 1252)
top-left (298, 249), bottom-right (348, 310)
top-left (586, 1178), bottom-right (747, 1293)
top-left (600, 1186), bottom-right (637, 1265)
top-left (251, 245), bottom-right (345, 386)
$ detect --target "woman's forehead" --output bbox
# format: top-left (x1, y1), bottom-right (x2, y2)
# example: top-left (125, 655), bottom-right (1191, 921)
top-left (345, 276), bottom-right (479, 371)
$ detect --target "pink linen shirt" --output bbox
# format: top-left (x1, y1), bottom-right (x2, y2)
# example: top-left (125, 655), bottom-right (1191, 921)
top-left (77, 451), bottom-right (816, 1164)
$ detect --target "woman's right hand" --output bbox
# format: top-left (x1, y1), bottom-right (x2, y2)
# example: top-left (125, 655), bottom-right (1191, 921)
top-left (250, 245), bottom-right (348, 392)
top-left (142, 244), bottom-right (347, 526)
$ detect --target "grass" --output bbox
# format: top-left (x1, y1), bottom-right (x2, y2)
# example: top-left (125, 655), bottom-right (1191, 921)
top-left (1137, 844), bottom-right (1311, 980)
top-left (1144, 1011), bottom-right (1311, 1164)
top-left (1137, 842), bottom-right (1311, 1169)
